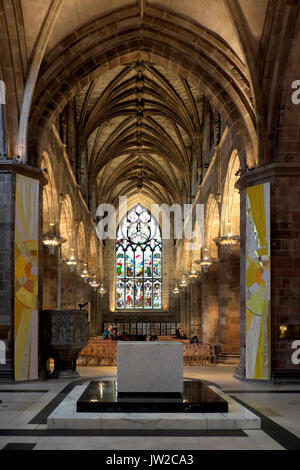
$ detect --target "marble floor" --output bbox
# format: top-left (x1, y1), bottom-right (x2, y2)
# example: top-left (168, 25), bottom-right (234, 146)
top-left (0, 365), bottom-right (300, 450)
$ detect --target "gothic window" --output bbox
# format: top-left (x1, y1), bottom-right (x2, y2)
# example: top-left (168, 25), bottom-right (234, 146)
top-left (116, 205), bottom-right (162, 310)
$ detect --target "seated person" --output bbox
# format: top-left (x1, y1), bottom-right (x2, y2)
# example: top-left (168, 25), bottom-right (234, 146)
top-left (190, 335), bottom-right (199, 344)
top-left (174, 328), bottom-right (187, 340)
top-left (103, 328), bottom-right (109, 340)
top-left (174, 328), bottom-right (181, 338)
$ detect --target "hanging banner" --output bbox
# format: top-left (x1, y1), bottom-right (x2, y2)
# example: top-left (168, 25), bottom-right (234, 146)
top-left (14, 175), bottom-right (39, 381)
top-left (246, 182), bottom-right (271, 380)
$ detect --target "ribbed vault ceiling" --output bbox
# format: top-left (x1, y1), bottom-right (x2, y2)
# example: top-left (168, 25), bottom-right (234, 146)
top-left (73, 60), bottom-right (204, 206)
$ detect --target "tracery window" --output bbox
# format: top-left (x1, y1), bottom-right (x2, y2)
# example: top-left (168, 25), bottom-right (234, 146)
top-left (116, 205), bottom-right (162, 310)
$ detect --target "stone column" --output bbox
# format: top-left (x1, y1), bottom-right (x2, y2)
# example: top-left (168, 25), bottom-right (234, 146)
top-left (218, 245), bottom-right (240, 356)
top-left (201, 266), bottom-right (219, 345)
top-left (42, 246), bottom-right (58, 309)
top-left (235, 164), bottom-right (300, 381)
top-left (189, 278), bottom-right (202, 337)
top-left (97, 292), bottom-right (103, 335)
top-left (172, 291), bottom-right (180, 324)
top-left (0, 162), bottom-right (46, 381)
top-left (177, 289), bottom-right (185, 329)
top-left (75, 273), bottom-right (89, 307)
top-left (182, 286), bottom-right (190, 335)
top-left (61, 264), bottom-right (78, 309)
top-left (0, 103), bottom-right (7, 159)
top-left (235, 185), bottom-right (247, 379)
top-left (0, 169), bottom-right (15, 379)
top-left (89, 287), bottom-right (98, 337)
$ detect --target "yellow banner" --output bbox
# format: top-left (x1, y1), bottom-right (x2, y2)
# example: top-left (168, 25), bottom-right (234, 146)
top-left (246, 183), bottom-right (271, 380)
top-left (14, 175), bottom-right (39, 381)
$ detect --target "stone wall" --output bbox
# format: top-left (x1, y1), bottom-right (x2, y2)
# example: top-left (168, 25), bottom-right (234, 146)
top-left (38, 127), bottom-right (103, 336)
top-left (187, 127), bottom-right (241, 353)
top-left (0, 172), bottom-right (15, 378)
top-left (218, 247), bottom-right (240, 354)
top-left (271, 175), bottom-right (300, 378)
top-left (201, 268), bottom-right (219, 345)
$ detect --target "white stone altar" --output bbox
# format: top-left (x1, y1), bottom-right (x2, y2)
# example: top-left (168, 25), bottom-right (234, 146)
top-left (117, 341), bottom-right (183, 393)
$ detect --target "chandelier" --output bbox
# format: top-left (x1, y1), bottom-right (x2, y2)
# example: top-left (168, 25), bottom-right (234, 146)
top-left (43, 223), bottom-right (66, 255)
top-left (195, 255), bottom-right (214, 273)
top-left (179, 274), bottom-right (188, 288)
top-left (65, 248), bottom-right (78, 272)
top-left (199, 258), bottom-right (212, 273)
top-left (216, 235), bottom-right (239, 246)
top-left (80, 262), bottom-right (89, 283)
top-left (188, 264), bottom-right (198, 281)
top-left (214, 234), bottom-right (240, 255)
top-left (98, 283), bottom-right (106, 295)
top-left (43, 223), bottom-right (66, 247)
top-left (214, 219), bottom-right (240, 254)
top-left (89, 276), bottom-right (100, 290)
top-left (172, 284), bottom-right (180, 294)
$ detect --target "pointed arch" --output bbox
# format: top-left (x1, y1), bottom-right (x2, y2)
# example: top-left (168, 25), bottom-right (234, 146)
top-left (59, 194), bottom-right (74, 259)
top-left (40, 151), bottom-right (58, 232)
top-left (205, 194), bottom-right (220, 259)
top-left (89, 232), bottom-right (98, 274)
top-left (77, 221), bottom-right (87, 262)
top-left (221, 150), bottom-right (241, 236)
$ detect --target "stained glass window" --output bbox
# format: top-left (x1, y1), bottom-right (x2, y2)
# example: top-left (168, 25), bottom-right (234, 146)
top-left (116, 205), bottom-right (162, 310)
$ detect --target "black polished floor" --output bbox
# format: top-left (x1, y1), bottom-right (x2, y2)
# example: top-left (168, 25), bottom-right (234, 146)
top-left (76, 381), bottom-right (228, 413)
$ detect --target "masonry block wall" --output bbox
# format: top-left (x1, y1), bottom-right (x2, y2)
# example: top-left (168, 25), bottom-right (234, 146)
top-left (0, 167), bottom-right (44, 380)
top-left (189, 279), bottom-right (201, 337)
top-left (201, 267), bottom-right (219, 344)
top-left (38, 128), bottom-right (103, 335)
top-left (188, 127), bottom-right (241, 348)
top-left (218, 247), bottom-right (240, 354)
top-left (271, 175), bottom-right (300, 379)
top-left (42, 248), bottom-right (58, 309)
top-left (235, 187), bottom-right (246, 376)
top-left (0, 173), bottom-right (15, 379)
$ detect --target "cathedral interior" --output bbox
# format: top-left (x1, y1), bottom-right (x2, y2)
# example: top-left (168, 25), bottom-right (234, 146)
top-left (0, 0), bottom-right (300, 452)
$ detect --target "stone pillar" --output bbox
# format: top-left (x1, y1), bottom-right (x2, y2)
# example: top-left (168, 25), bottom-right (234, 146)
top-left (218, 246), bottom-right (240, 355)
top-left (61, 264), bottom-right (78, 309)
top-left (89, 287), bottom-right (98, 337)
top-left (97, 292), bottom-right (105, 335)
top-left (182, 287), bottom-right (190, 335)
top-left (236, 164), bottom-right (300, 381)
top-left (0, 170), bottom-right (15, 379)
top-left (0, 162), bottom-right (45, 381)
top-left (189, 278), bottom-right (201, 338)
top-left (172, 292), bottom-right (180, 324)
top-left (176, 293), bottom-right (180, 325)
top-left (75, 273), bottom-right (89, 307)
top-left (270, 170), bottom-right (300, 380)
top-left (0, 102), bottom-right (7, 159)
top-left (42, 246), bottom-right (58, 309)
top-left (235, 186), bottom-right (247, 379)
top-left (177, 289), bottom-right (185, 329)
top-left (201, 266), bottom-right (219, 345)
